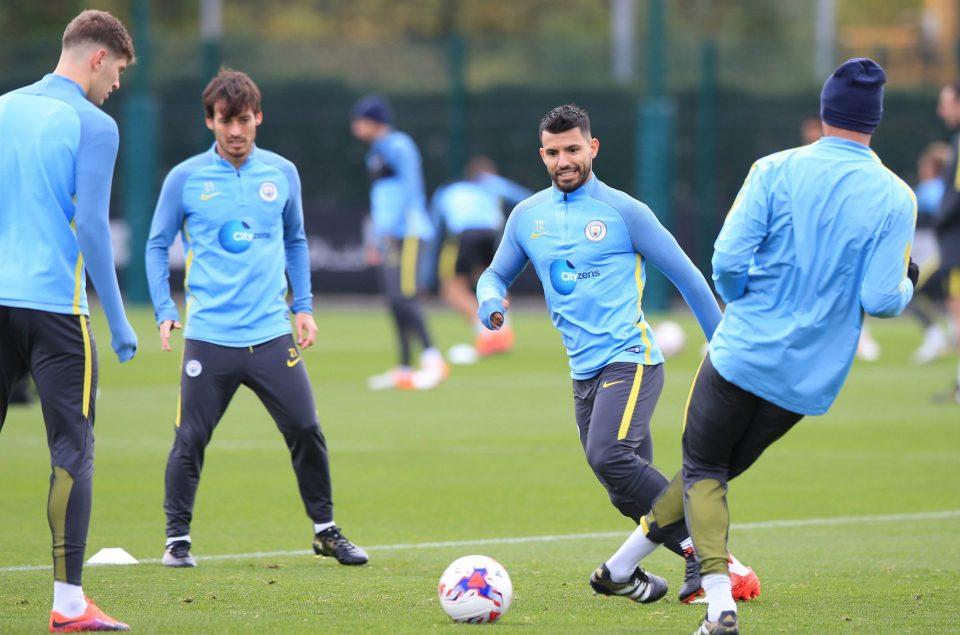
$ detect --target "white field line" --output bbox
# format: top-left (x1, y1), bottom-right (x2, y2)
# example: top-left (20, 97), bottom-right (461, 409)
top-left (2, 509), bottom-right (958, 574)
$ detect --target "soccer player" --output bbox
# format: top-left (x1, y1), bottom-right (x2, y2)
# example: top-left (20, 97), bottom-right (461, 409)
top-left (0, 10), bottom-right (137, 632)
top-left (350, 95), bottom-right (448, 390)
top-left (475, 104), bottom-right (759, 606)
top-left (616, 59), bottom-right (917, 635)
top-left (910, 141), bottom-right (951, 364)
top-left (145, 69), bottom-right (367, 569)
top-left (933, 81), bottom-right (960, 401)
top-left (432, 157), bottom-right (531, 357)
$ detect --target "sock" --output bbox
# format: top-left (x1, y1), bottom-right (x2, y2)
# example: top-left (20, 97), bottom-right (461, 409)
top-left (703, 573), bottom-right (736, 621)
top-left (166, 534), bottom-right (190, 547)
top-left (314, 521), bottom-right (336, 534)
top-left (421, 348), bottom-right (442, 363)
top-left (955, 361), bottom-right (960, 387)
top-left (605, 524), bottom-right (662, 583)
top-left (53, 581), bottom-right (87, 617)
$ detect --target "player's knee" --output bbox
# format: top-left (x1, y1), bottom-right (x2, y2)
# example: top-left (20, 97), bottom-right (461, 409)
top-left (279, 416), bottom-right (323, 443)
top-left (586, 447), bottom-right (632, 484)
top-left (174, 424), bottom-right (212, 451)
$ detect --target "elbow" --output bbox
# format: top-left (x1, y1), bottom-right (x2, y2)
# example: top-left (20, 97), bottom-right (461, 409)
top-left (861, 286), bottom-right (910, 319)
top-left (712, 275), bottom-right (746, 304)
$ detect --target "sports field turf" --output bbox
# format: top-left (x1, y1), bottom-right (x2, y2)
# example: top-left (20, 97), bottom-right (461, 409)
top-left (1, 302), bottom-right (958, 634)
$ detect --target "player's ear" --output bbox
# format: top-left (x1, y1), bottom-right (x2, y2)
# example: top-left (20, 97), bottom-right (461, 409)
top-left (205, 117), bottom-right (214, 131)
top-left (90, 47), bottom-right (108, 71)
top-left (539, 147), bottom-right (547, 163)
top-left (590, 137), bottom-right (599, 159)
top-left (254, 111), bottom-right (263, 126)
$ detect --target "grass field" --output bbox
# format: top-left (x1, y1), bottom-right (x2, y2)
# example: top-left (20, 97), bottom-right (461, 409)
top-left (1, 301), bottom-right (958, 634)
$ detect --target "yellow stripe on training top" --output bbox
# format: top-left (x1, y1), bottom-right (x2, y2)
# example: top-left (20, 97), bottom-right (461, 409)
top-left (401, 235), bottom-right (419, 298)
top-left (633, 255), bottom-right (652, 364)
top-left (70, 217), bottom-right (84, 315)
top-left (617, 365), bottom-right (645, 440)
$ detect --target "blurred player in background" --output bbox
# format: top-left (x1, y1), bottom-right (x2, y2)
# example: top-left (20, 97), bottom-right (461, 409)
top-left (146, 69), bottom-right (368, 570)
top-left (800, 114), bottom-right (822, 145)
top-left (476, 104), bottom-right (760, 609)
top-left (350, 95), bottom-right (448, 390)
top-left (910, 141), bottom-right (952, 364)
top-left (933, 81), bottom-right (960, 402)
top-left (621, 59), bottom-right (917, 635)
top-left (432, 157), bottom-right (531, 358)
top-left (0, 10), bottom-right (137, 632)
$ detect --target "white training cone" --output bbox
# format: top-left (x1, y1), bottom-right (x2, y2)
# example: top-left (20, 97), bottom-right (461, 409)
top-left (86, 548), bottom-right (138, 565)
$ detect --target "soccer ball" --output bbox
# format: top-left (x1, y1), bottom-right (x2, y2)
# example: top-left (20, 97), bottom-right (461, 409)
top-left (655, 320), bottom-right (686, 358)
top-left (438, 555), bottom-right (513, 623)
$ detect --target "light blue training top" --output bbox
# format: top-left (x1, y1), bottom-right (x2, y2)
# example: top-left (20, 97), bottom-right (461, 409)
top-left (709, 136), bottom-right (917, 415)
top-left (0, 73), bottom-right (136, 361)
top-left (477, 175), bottom-right (722, 379)
top-left (145, 144), bottom-right (312, 347)
top-left (365, 130), bottom-right (434, 241)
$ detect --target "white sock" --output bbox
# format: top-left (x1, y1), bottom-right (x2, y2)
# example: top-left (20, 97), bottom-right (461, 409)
top-left (166, 534), bottom-right (190, 547)
top-left (955, 361), bottom-right (960, 386)
top-left (605, 525), bottom-right (662, 583)
top-left (53, 581), bottom-right (87, 617)
top-left (420, 348), bottom-right (442, 364)
top-left (314, 521), bottom-right (335, 534)
top-left (703, 573), bottom-right (736, 621)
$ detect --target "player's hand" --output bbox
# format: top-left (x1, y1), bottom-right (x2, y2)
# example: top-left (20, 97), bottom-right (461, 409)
top-left (159, 320), bottom-right (182, 352)
top-left (111, 318), bottom-right (138, 363)
top-left (295, 312), bottom-right (318, 349)
top-left (478, 297), bottom-right (509, 330)
top-left (906, 257), bottom-right (919, 288)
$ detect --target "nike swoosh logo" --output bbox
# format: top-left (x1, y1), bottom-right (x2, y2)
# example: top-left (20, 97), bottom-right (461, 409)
top-left (530, 231), bottom-right (549, 239)
top-left (200, 192), bottom-right (222, 201)
top-left (51, 618), bottom-right (83, 628)
top-left (287, 357), bottom-right (302, 368)
top-left (601, 380), bottom-right (625, 389)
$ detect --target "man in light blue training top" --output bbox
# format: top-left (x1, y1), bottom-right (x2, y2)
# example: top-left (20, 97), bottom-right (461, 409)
top-left (351, 95), bottom-right (448, 390)
top-left (0, 9), bottom-right (137, 633)
top-left (476, 104), bottom-right (760, 608)
top-left (619, 58), bottom-right (918, 635)
top-left (432, 156), bottom-right (531, 357)
top-left (146, 68), bottom-right (367, 570)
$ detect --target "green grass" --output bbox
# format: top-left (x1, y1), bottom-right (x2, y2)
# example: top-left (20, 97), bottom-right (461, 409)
top-left (1, 302), bottom-right (958, 634)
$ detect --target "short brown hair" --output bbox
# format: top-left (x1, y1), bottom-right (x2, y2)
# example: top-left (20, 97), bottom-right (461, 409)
top-left (539, 104), bottom-right (591, 139)
top-left (202, 68), bottom-right (262, 119)
top-left (62, 10), bottom-right (135, 62)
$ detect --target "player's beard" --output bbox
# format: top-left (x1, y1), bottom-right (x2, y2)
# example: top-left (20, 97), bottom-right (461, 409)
top-left (552, 163), bottom-right (591, 193)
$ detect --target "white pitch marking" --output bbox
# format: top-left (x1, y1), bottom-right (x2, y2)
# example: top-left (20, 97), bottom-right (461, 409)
top-left (2, 509), bottom-right (958, 574)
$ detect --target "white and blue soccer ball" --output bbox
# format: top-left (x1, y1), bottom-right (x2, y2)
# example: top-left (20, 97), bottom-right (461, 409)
top-left (438, 555), bottom-right (513, 623)
top-left (654, 320), bottom-right (686, 358)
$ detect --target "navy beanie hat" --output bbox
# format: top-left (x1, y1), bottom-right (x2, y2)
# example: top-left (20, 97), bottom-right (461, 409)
top-left (351, 94), bottom-right (393, 125)
top-left (820, 58), bottom-right (886, 134)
